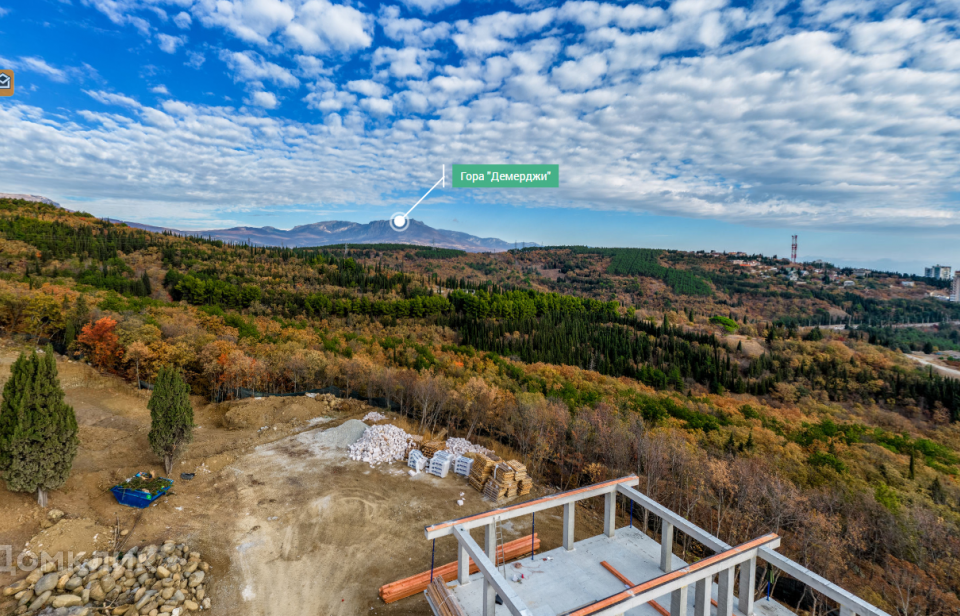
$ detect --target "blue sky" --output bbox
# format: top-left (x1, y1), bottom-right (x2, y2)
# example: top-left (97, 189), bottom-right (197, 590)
top-left (1, 0), bottom-right (959, 272)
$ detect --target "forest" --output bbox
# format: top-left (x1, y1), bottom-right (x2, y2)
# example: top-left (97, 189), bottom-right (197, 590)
top-left (0, 197), bottom-right (958, 616)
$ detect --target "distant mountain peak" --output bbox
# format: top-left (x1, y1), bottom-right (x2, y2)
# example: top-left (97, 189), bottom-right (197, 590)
top-left (118, 217), bottom-right (537, 252)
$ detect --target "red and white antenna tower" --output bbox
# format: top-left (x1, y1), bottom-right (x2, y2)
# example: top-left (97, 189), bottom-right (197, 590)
top-left (791, 235), bottom-right (798, 263)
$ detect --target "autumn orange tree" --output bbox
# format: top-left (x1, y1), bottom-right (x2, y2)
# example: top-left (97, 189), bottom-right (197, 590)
top-left (77, 317), bottom-right (122, 370)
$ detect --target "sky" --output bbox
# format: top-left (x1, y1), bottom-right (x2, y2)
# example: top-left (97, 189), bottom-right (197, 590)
top-left (0, 0), bottom-right (958, 273)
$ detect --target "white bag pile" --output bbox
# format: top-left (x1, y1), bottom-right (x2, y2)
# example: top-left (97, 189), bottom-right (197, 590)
top-left (362, 411), bottom-right (388, 422)
top-left (445, 437), bottom-right (493, 458)
top-left (428, 451), bottom-right (454, 478)
top-left (454, 455), bottom-right (474, 477)
top-left (348, 424), bottom-right (416, 466)
top-left (408, 449), bottom-right (427, 472)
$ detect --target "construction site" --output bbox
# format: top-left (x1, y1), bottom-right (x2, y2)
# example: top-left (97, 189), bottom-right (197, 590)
top-left (0, 347), bottom-right (899, 616)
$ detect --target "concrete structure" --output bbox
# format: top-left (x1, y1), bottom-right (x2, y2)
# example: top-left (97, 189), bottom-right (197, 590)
top-left (926, 265), bottom-right (952, 280)
top-left (423, 476), bottom-right (890, 616)
top-left (953, 273), bottom-right (960, 302)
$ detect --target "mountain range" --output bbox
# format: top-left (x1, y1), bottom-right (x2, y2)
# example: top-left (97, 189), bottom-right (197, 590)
top-left (119, 218), bottom-right (536, 252)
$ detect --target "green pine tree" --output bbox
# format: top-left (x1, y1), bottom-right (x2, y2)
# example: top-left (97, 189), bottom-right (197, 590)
top-left (148, 366), bottom-right (194, 475)
top-left (0, 346), bottom-right (79, 507)
top-left (141, 272), bottom-right (153, 296)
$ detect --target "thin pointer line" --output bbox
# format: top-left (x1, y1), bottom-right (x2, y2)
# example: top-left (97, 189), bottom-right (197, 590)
top-left (405, 175), bottom-right (444, 217)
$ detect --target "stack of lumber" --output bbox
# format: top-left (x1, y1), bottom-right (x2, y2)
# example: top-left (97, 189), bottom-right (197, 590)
top-left (468, 453), bottom-right (496, 492)
top-left (483, 476), bottom-right (508, 500)
top-left (517, 477), bottom-right (533, 496)
top-left (406, 435), bottom-right (424, 456)
top-left (422, 440), bottom-right (445, 458)
top-left (507, 460), bottom-right (532, 496)
top-left (425, 576), bottom-right (468, 616)
top-left (378, 534), bottom-right (540, 604)
top-left (484, 462), bottom-right (518, 501)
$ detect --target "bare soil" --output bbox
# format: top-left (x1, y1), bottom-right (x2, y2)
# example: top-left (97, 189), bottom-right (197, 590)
top-left (0, 342), bottom-right (605, 615)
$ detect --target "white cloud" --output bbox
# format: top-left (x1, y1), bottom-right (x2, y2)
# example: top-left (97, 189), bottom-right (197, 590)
top-left (552, 53), bottom-right (606, 90)
top-left (85, 90), bottom-right (142, 108)
top-left (0, 7), bottom-right (9, 17)
top-left (294, 55), bottom-right (330, 78)
top-left (379, 6), bottom-right (450, 47)
top-left (19, 57), bottom-right (69, 82)
top-left (373, 47), bottom-right (436, 79)
top-left (346, 79), bottom-right (388, 98)
top-left (185, 51), bottom-right (206, 68)
top-left (283, 0), bottom-right (373, 53)
top-left (173, 11), bottom-right (192, 28)
top-left (453, 9), bottom-right (556, 56)
top-left (195, 0), bottom-right (296, 46)
top-left (246, 90), bottom-right (279, 108)
top-left (157, 33), bottom-right (186, 53)
top-left (303, 87), bottom-right (356, 111)
top-left (8, 0), bottom-right (960, 234)
top-left (151, 84), bottom-right (170, 94)
top-left (220, 50), bottom-right (300, 88)
top-left (360, 97), bottom-right (394, 116)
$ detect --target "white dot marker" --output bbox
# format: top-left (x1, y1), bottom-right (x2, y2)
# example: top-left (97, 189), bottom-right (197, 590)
top-left (394, 215), bottom-right (406, 227)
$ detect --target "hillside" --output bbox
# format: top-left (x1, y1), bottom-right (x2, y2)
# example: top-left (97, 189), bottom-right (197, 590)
top-left (0, 196), bottom-right (959, 616)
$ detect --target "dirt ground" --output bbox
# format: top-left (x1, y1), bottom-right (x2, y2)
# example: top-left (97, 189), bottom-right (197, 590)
top-left (0, 341), bottom-right (607, 615)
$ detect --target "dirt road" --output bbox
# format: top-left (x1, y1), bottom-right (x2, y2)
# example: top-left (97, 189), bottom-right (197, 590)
top-left (906, 353), bottom-right (960, 380)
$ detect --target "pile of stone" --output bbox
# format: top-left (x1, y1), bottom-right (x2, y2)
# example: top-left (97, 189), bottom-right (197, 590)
top-left (1, 540), bottom-right (211, 616)
top-left (361, 411), bottom-right (387, 422)
top-left (347, 424), bottom-right (417, 466)
top-left (444, 438), bottom-right (493, 458)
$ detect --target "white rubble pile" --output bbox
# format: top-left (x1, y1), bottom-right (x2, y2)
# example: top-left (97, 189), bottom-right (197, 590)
top-left (348, 424), bottom-right (416, 466)
top-left (362, 411), bottom-right (388, 422)
top-left (445, 437), bottom-right (493, 458)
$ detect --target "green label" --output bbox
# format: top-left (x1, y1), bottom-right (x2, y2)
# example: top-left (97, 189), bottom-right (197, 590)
top-left (452, 164), bottom-right (559, 188)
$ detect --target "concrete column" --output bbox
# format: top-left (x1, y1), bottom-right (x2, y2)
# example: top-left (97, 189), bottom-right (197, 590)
top-left (738, 556), bottom-right (756, 616)
top-left (671, 585), bottom-right (689, 616)
top-left (604, 491), bottom-right (616, 538)
top-left (660, 521), bottom-right (675, 572)
top-left (458, 540), bottom-right (470, 586)
top-left (693, 577), bottom-right (710, 616)
top-left (717, 566), bottom-right (736, 616)
top-left (563, 502), bottom-right (576, 551)
top-left (483, 522), bottom-right (496, 616)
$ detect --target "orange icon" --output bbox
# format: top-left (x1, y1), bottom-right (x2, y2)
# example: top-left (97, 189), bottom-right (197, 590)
top-left (0, 70), bottom-right (13, 97)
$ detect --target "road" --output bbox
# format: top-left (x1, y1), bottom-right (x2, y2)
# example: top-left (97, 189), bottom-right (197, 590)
top-left (905, 353), bottom-right (960, 380)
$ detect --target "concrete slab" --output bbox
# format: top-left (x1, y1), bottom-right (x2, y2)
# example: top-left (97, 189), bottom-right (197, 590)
top-left (434, 527), bottom-right (799, 616)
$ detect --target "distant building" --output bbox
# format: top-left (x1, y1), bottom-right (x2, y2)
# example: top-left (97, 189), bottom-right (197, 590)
top-left (925, 264), bottom-right (952, 280)
top-left (953, 273), bottom-right (960, 302)
top-left (843, 280), bottom-right (855, 287)
top-left (901, 281), bottom-right (915, 287)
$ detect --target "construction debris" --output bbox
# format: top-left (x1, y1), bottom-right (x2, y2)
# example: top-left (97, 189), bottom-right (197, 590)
top-left (362, 411), bottom-right (388, 422)
top-left (347, 424), bottom-right (416, 466)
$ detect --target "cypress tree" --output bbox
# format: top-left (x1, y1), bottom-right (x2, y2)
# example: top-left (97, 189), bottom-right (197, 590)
top-left (0, 346), bottom-right (79, 507)
top-left (148, 366), bottom-right (194, 475)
